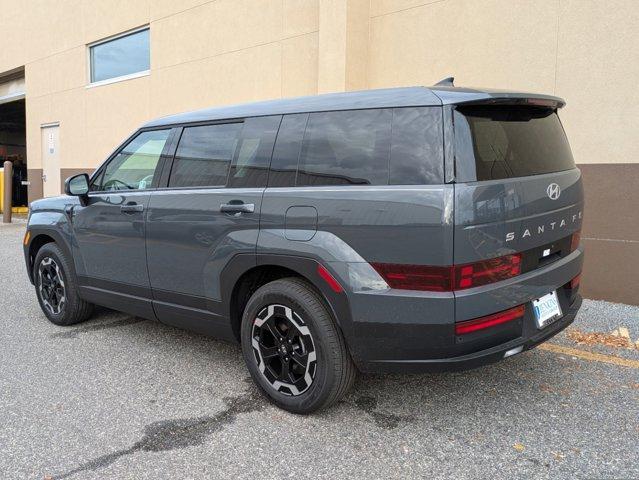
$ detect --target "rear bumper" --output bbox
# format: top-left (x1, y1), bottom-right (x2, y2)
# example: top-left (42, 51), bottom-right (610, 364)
top-left (359, 294), bottom-right (581, 373)
top-left (343, 244), bottom-right (584, 373)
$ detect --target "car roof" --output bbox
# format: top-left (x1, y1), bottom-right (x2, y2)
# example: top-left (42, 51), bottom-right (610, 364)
top-left (143, 86), bottom-right (565, 128)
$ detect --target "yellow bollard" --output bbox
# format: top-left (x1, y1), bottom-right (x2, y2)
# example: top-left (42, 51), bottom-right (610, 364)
top-left (0, 168), bottom-right (4, 214)
top-left (2, 161), bottom-right (11, 223)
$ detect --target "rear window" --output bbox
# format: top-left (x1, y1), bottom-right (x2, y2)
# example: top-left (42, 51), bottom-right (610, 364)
top-left (454, 106), bottom-right (575, 182)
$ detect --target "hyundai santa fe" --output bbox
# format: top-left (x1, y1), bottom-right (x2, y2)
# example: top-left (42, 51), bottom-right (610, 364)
top-left (24, 83), bottom-right (584, 413)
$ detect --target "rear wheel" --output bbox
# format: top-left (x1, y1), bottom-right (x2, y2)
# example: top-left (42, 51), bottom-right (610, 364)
top-left (241, 277), bottom-right (356, 414)
top-left (34, 243), bottom-right (94, 326)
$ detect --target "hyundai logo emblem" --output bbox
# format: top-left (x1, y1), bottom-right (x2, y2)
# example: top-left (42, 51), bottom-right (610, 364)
top-left (547, 183), bottom-right (561, 200)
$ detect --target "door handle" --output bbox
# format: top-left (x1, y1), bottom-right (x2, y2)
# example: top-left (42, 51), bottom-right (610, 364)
top-left (121, 203), bottom-right (144, 214)
top-left (220, 202), bottom-right (255, 214)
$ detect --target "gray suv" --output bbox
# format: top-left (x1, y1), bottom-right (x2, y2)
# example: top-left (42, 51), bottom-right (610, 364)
top-left (24, 85), bottom-right (584, 413)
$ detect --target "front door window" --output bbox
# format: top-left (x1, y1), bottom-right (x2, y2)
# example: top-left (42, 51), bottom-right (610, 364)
top-left (93, 129), bottom-right (170, 191)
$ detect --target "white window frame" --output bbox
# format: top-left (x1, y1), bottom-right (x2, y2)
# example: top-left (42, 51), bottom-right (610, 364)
top-left (86, 25), bottom-right (150, 88)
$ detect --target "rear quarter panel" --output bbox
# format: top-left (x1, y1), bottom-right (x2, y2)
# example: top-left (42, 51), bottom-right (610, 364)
top-left (259, 185), bottom-right (454, 265)
top-left (258, 185), bottom-right (455, 364)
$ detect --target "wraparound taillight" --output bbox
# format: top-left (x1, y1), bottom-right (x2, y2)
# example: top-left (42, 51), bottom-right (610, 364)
top-left (570, 230), bottom-right (581, 252)
top-left (570, 273), bottom-right (581, 289)
top-left (455, 305), bottom-right (526, 335)
top-left (371, 253), bottom-right (522, 292)
top-left (368, 263), bottom-right (452, 292)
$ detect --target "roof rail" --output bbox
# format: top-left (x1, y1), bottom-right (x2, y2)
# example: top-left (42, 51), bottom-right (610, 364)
top-left (434, 76), bottom-right (455, 87)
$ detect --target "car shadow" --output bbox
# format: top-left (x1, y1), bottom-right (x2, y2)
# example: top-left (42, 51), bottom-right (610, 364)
top-left (49, 308), bottom-right (580, 430)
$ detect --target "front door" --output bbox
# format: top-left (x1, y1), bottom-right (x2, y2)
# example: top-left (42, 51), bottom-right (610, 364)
top-left (41, 124), bottom-right (60, 197)
top-left (146, 116), bottom-right (281, 337)
top-left (70, 128), bottom-right (172, 318)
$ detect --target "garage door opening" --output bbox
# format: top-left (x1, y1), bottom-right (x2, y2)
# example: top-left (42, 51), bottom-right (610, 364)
top-left (0, 69), bottom-right (27, 213)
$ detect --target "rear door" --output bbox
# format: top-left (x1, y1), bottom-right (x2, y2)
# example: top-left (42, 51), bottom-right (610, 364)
top-left (145, 116), bottom-right (281, 338)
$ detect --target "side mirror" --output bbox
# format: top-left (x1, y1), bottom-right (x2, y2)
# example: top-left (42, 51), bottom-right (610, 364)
top-left (64, 173), bottom-right (90, 202)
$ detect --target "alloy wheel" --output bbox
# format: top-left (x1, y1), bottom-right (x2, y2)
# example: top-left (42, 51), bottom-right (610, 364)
top-left (38, 257), bottom-right (66, 315)
top-left (251, 304), bottom-right (317, 396)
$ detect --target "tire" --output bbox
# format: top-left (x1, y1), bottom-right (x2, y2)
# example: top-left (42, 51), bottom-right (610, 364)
top-left (33, 243), bottom-right (94, 326)
top-left (240, 277), bottom-right (356, 414)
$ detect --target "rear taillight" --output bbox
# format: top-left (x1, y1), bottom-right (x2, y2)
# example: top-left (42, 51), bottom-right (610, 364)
top-left (455, 305), bottom-right (526, 335)
top-left (570, 230), bottom-right (581, 252)
top-left (570, 273), bottom-right (581, 289)
top-left (370, 263), bottom-right (452, 292)
top-left (372, 253), bottom-right (522, 292)
top-left (454, 254), bottom-right (521, 290)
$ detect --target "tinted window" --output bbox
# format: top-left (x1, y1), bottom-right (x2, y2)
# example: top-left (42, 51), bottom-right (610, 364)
top-left (390, 107), bottom-right (443, 185)
top-left (454, 106), bottom-right (575, 181)
top-left (90, 28), bottom-right (150, 83)
top-left (268, 114), bottom-right (308, 187)
top-left (169, 123), bottom-right (242, 188)
top-left (297, 109), bottom-right (392, 186)
top-left (95, 129), bottom-right (170, 191)
top-left (228, 116), bottom-right (281, 188)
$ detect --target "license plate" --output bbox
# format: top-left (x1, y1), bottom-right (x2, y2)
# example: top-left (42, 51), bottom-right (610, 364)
top-left (532, 291), bottom-right (562, 329)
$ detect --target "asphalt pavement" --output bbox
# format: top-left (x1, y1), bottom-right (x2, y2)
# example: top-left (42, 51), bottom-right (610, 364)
top-left (1, 220), bottom-right (637, 479)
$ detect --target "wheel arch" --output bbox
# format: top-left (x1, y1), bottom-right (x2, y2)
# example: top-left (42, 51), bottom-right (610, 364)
top-left (222, 254), bottom-right (354, 347)
top-left (26, 229), bottom-right (75, 284)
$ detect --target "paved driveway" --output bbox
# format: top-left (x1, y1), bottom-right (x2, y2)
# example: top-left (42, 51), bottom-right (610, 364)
top-left (1, 221), bottom-right (637, 479)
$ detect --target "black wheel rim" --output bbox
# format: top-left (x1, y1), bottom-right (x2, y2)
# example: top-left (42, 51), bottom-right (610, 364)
top-left (251, 304), bottom-right (317, 396)
top-left (38, 257), bottom-right (66, 315)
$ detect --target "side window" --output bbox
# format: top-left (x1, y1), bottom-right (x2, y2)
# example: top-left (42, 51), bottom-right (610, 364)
top-left (168, 123), bottom-right (242, 188)
top-left (228, 115), bottom-right (281, 188)
top-left (94, 129), bottom-right (170, 191)
top-left (297, 109), bottom-right (392, 186)
top-left (390, 107), bottom-right (444, 185)
top-left (268, 113), bottom-right (307, 187)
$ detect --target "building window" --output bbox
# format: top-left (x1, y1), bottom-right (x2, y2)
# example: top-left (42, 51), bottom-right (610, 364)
top-left (89, 27), bottom-right (150, 84)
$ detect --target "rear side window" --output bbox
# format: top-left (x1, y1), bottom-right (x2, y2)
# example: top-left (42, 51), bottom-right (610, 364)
top-left (169, 123), bottom-right (242, 187)
top-left (454, 106), bottom-right (575, 182)
top-left (297, 109), bottom-right (392, 186)
top-left (390, 107), bottom-right (443, 185)
top-left (274, 108), bottom-right (443, 187)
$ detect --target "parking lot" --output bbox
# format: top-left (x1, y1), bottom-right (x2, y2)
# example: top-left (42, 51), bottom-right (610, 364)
top-left (1, 221), bottom-right (637, 480)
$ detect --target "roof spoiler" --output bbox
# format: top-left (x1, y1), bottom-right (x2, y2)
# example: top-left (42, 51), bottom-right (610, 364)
top-left (459, 97), bottom-right (566, 109)
top-left (429, 79), bottom-right (566, 109)
top-left (434, 76), bottom-right (455, 87)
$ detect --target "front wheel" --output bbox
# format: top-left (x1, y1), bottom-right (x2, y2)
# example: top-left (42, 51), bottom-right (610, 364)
top-left (33, 243), bottom-right (94, 326)
top-left (241, 277), bottom-right (356, 414)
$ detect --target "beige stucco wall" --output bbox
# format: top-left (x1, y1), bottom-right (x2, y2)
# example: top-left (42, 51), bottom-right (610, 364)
top-left (0, 0), bottom-right (637, 194)
top-left (367, 0), bottom-right (639, 166)
top-left (1, 0), bottom-right (319, 176)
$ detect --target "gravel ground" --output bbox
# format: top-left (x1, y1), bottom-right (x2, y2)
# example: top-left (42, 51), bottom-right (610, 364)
top-left (0, 221), bottom-right (637, 480)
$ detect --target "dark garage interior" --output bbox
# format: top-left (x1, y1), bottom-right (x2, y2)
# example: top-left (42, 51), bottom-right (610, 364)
top-left (0, 98), bottom-right (27, 208)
